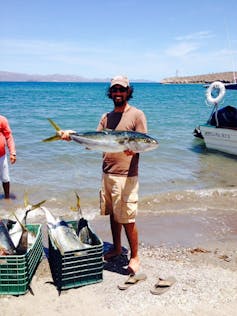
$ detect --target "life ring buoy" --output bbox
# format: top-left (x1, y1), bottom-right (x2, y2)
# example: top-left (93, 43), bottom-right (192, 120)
top-left (206, 81), bottom-right (226, 105)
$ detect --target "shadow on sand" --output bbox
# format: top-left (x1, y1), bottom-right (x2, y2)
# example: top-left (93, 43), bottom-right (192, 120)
top-left (103, 241), bottom-right (130, 275)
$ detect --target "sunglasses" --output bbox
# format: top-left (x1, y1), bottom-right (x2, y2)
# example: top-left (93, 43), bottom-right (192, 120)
top-left (111, 87), bottom-right (127, 93)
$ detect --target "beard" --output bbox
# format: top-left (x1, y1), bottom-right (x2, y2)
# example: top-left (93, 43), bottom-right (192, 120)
top-left (113, 97), bottom-right (126, 108)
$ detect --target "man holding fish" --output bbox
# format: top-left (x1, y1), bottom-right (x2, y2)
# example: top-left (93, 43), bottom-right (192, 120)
top-left (59, 75), bottom-right (150, 274)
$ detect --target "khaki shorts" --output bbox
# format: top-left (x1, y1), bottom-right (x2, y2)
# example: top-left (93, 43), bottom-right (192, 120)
top-left (100, 173), bottom-right (139, 224)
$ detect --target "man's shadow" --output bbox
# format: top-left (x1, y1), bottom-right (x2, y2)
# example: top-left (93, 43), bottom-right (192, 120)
top-left (103, 241), bottom-right (130, 275)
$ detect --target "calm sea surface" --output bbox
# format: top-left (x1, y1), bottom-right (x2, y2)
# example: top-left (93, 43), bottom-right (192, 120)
top-left (0, 82), bottom-right (237, 221)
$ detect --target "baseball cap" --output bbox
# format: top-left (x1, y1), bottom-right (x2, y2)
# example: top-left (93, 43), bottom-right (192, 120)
top-left (110, 75), bottom-right (130, 88)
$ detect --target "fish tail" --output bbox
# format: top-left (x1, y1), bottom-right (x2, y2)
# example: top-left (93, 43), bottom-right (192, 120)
top-left (70, 192), bottom-right (82, 213)
top-left (13, 213), bottom-right (28, 233)
top-left (31, 200), bottom-right (47, 210)
top-left (42, 135), bottom-right (61, 142)
top-left (48, 118), bottom-right (61, 131)
top-left (42, 118), bottom-right (62, 142)
top-left (24, 192), bottom-right (46, 212)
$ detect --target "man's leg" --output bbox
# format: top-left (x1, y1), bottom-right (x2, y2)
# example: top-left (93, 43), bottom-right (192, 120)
top-left (3, 181), bottom-right (10, 199)
top-left (124, 222), bottom-right (140, 273)
top-left (104, 213), bottom-right (122, 260)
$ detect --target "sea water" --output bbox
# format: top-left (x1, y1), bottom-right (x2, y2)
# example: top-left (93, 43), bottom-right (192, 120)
top-left (0, 82), bottom-right (237, 222)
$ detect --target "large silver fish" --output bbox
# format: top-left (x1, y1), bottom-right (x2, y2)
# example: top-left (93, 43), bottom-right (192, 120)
top-left (43, 119), bottom-right (159, 153)
top-left (12, 213), bottom-right (30, 255)
top-left (41, 206), bottom-right (90, 255)
top-left (9, 194), bottom-right (46, 249)
top-left (0, 220), bottom-right (16, 255)
top-left (70, 192), bottom-right (93, 245)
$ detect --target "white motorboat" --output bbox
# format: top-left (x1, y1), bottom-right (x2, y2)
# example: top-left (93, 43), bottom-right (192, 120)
top-left (194, 81), bottom-right (237, 156)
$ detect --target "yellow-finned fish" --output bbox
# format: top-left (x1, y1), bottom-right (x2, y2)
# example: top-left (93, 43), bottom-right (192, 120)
top-left (9, 193), bottom-right (46, 249)
top-left (0, 219), bottom-right (16, 255)
top-left (70, 192), bottom-right (94, 246)
top-left (41, 206), bottom-right (90, 255)
top-left (43, 119), bottom-right (159, 153)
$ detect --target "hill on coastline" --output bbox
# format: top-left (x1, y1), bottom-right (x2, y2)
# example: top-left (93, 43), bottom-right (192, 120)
top-left (0, 71), bottom-right (152, 83)
top-left (0, 70), bottom-right (236, 84)
top-left (0, 71), bottom-right (108, 82)
top-left (160, 71), bottom-right (236, 84)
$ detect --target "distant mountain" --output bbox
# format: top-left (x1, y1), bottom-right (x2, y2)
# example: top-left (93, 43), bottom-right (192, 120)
top-left (0, 71), bottom-right (109, 82)
top-left (0, 71), bottom-right (154, 83)
top-left (160, 71), bottom-right (236, 84)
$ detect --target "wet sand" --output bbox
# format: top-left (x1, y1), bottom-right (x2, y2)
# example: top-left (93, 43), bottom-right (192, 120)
top-left (93, 210), bottom-right (237, 248)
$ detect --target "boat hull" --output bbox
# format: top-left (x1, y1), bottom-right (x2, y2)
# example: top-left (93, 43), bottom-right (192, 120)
top-left (224, 83), bottom-right (237, 90)
top-left (199, 125), bottom-right (237, 156)
top-left (203, 83), bottom-right (237, 90)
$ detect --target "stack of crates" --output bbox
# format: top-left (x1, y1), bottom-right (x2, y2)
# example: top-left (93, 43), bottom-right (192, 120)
top-left (0, 224), bottom-right (43, 295)
top-left (48, 221), bottom-right (103, 292)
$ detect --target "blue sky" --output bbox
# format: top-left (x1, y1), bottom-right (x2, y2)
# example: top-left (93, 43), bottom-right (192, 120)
top-left (1, 0), bottom-right (237, 81)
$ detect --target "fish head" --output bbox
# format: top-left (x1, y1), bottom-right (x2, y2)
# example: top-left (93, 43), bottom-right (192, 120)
top-left (125, 132), bottom-right (159, 152)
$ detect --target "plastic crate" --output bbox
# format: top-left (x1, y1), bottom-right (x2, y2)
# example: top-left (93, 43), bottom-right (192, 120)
top-left (0, 224), bottom-right (43, 295)
top-left (48, 221), bottom-right (103, 292)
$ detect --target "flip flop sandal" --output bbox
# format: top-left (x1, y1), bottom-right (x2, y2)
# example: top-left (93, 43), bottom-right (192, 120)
top-left (150, 276), bottom-right (176, 295)
top-left (118, 273), bottom-right (147, 290)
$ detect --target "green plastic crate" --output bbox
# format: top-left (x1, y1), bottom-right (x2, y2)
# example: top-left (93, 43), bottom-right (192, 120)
top-left (0, 224), bottom-right (43, 295)
top-left (48, 221), bottom-right (103, 292)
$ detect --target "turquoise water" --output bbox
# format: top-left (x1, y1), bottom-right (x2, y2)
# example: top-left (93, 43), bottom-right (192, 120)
top-left (0, 82), bottom-right (237, 219)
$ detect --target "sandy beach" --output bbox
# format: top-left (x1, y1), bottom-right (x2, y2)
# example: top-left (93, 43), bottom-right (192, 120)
top-left (1, 212), bottom-right (237, 316)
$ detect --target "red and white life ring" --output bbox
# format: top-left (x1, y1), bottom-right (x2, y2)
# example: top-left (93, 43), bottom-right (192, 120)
top-left (206, 81), bottom-right (226, 105)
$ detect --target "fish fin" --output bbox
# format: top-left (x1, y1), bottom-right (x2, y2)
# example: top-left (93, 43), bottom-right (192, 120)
top-left (75, 192), bottom-right (81, 209)
top-left (70, 206), bottom-right (78, 212)
top-left (70, 192), bottom-right (82, 217)
top-left (15, 216), bottom-right (29, 255)
top-left (24, 191), bottom-right (29, 208)
top-left (48, 118), bottom-right (61, 131)
top-left (42, 135), bottom-right (62, 142)
top-left (42, 118), bottom-right (62, 142)
top-left (13, 213), bottom-right (28, 233)
top-left (31, 200), bottom-right (47, 210)
top-left (24, 191), bottom-right (46, 212)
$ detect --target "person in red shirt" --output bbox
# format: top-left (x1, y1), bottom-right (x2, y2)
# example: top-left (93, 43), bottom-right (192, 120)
top-left (0, 115), bottom-right (16, 199)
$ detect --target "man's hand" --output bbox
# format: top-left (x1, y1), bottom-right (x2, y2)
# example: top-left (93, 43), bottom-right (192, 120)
top-left (58, 130), bottom-right (75, 141)
top-left (124, 149), bottom-right (135, 156)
